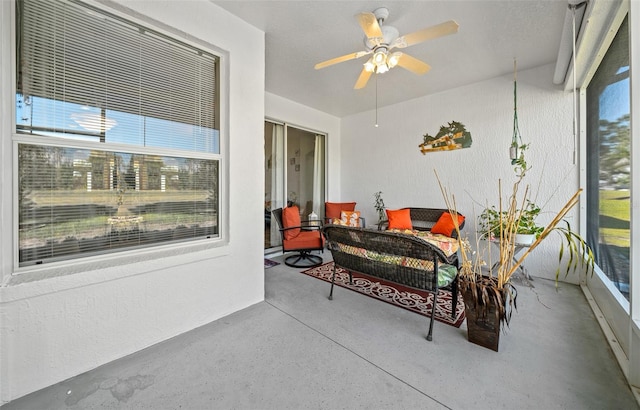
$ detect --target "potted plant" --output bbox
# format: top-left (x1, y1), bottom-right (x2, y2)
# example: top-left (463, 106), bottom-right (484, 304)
top-left (436, 144), bottom-right (594, 351)
top-left (478, 200), bottom-right (543, 246)
top-left (373, 191), bottom-right (386, 223)
top-left (513, 200), bottom-right (543, 245)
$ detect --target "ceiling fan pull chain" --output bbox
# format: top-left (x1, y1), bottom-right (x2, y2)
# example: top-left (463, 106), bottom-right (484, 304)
top-left (375, 74), bottom-right (379, 127)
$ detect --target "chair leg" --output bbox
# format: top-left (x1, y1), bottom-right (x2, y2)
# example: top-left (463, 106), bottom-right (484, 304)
top-left (427, 289), bottom-right (437, 342)
top-left (451, 278), bottom-right (458, 319)
top-left (284, 250), bottom-right (323, 268)
top-left (329, 262), bottom-right (337, 300)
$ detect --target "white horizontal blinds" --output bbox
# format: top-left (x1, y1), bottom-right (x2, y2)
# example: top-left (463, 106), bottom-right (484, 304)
top-left (18, 0), bottom-right (218, 151)
top-left (18, 144), bottom-right (219, 266)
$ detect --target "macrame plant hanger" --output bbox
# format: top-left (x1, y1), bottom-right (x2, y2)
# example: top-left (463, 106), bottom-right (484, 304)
top-left (570, 2), bottom-right (585, 165)
top-left (510, 59), bottom-right (522, 164)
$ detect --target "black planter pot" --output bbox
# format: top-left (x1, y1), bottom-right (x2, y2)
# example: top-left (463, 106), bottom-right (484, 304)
top-left (463, 288), bottom-right (500, 351)
top-left (460, 276), bottom-right (513, 352)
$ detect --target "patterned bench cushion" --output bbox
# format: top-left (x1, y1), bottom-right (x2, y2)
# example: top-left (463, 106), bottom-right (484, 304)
top-left (336, 243), bottom-right (458, 287)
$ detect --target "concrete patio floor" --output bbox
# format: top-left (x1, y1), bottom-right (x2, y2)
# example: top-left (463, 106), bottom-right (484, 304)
top-left (2, 251), bottom-right (638, 409)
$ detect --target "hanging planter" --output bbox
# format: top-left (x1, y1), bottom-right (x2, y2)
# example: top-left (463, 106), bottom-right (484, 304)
top-left (510, 60), bottom-right (528, 166)
top-left (434, 61), bottom-right (596, 349)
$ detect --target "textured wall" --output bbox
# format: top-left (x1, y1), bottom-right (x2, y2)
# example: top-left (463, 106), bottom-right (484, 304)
top-left (0, 0), bottom-right (265, 402)
top-left (340, 63), bottom-right (581, 283)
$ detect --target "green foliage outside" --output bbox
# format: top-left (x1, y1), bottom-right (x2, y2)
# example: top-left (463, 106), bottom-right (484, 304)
top-left (596, 114), bottom-right (630, 249)
top-left (599, 189), bottom-right (630, 248)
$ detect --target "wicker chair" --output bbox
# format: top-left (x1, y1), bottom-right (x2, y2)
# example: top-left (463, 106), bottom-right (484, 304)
top-left (272, 207), bottom-right (324, 268)
top-left (324, 201), bottom-right (365, 227)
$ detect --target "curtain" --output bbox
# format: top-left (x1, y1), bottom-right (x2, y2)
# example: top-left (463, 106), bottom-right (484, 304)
top-left (270, 123), bottom-right (285, 246)
top-left (312, 134), bottom-right (325, 217)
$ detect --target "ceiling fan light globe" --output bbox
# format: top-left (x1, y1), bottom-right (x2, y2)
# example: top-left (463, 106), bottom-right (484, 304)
top-left (373, 49), bottom-right (387, 64)
top-left (376, 63), bottom-right (389, 74)
top-left (387, 52), bottom-right (402, 68)
top-left (363, 60), bottom-right (375, 73)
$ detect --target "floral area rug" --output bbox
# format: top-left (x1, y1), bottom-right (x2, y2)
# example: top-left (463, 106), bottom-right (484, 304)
top-left (264, 258), bottom-right (280, 269)
top-left (301, 262), bottom-right (465, 327)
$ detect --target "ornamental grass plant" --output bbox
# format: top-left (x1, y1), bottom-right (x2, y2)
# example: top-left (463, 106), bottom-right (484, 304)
top-left (435, 146), bottom-right (594, 329)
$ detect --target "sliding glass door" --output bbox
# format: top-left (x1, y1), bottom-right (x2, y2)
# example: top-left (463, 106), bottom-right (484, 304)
top-left (264, 121), bottom-right (325, 250)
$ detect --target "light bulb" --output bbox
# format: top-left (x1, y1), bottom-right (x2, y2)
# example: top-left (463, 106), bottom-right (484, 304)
top-left (387, 52), bottom-right (401, 68)
top-left (364, 59), bottom-right (375, 73)
top-left (373, 50), bottom-right (386, 65)
top-left (376, 63), bottom-right (389, 74)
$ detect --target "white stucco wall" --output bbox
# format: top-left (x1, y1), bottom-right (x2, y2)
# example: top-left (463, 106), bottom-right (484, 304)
top-left (0, 0), bottom-right (265, 402)
top-left (340, 63), bottom-right (582, 283)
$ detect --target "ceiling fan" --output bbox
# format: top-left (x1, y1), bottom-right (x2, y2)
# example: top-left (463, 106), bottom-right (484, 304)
top-left (314, 7), bottom-right (459, 89)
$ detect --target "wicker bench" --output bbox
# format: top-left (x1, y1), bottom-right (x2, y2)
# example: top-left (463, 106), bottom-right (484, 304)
top-left (322, 225), bottom-right (459, 341)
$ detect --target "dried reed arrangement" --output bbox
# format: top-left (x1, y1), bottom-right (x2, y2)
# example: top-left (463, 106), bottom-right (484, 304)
top-left (435, 166), bottom-right (594, 328)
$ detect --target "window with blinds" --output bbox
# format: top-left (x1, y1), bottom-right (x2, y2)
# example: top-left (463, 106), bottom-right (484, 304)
top-left (15, 0), bottom-right (221, 267)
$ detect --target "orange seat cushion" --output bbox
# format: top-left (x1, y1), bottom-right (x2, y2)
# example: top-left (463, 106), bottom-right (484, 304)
top-left (325, 202), bottom-right (356, 220)
top-left (282, 206), bottom-right (301, 240)
top-left (431, 212), bottom-right (466, 237)
top-left (386, 208), bottom-right (413, 230)
top-left (283, 230), bottom-right (325, 250)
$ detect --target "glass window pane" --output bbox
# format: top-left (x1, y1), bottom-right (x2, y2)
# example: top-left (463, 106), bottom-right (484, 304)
top-left (18, 144), bottom-right (219, 266)
top-left (586, 16), bottom-right (630, 299)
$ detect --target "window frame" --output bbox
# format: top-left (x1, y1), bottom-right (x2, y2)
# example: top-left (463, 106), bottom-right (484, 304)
top-left (576, 1), bottom-right (634, 365)
top-left (10, 0), bottom-right (230, 276)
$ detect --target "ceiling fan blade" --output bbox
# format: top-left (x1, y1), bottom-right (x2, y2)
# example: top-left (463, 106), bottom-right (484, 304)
top-left (354, 68), bottom-right (372, 89)
top-left (356, 12), bottom-right (383, 40)
top-left (315, 50), bottom-right (371, 70)
top-left (396, 53), bottom-right (431, 75)
top-left (392, 20), bottom-right (459, 49)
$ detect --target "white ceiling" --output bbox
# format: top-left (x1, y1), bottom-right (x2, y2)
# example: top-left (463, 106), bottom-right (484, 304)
top-left (212, 0), bottom-right (569, 118)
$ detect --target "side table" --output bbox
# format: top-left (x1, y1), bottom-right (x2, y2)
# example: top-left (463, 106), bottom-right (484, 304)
top-left (490, 241), bottom-right (533, 281)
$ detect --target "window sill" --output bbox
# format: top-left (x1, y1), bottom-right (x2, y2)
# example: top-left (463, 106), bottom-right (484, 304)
top-left (1, 240), bottom-right (229, 303)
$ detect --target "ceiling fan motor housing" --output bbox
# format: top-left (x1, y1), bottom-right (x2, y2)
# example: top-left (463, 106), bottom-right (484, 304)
top-left (372, 7), bottom-right (389, 22)
top-left (364, 25), bottom-right (399, 50)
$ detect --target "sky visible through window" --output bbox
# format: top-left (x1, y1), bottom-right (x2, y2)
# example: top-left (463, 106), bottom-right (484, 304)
top-left (600, 69), bottom-right (629, 122)
top-left (16, 95), bottom-right (220, 155)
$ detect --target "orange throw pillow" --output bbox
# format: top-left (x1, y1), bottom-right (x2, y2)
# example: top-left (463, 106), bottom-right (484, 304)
top-left (386, 208), bottom-right (412, 230)
top-left (325, 202), bottom-right (356, 220)
top-left (431, 212), bottom-right (466, 237)
top-left (282, 206), bottom-right (301, 240)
